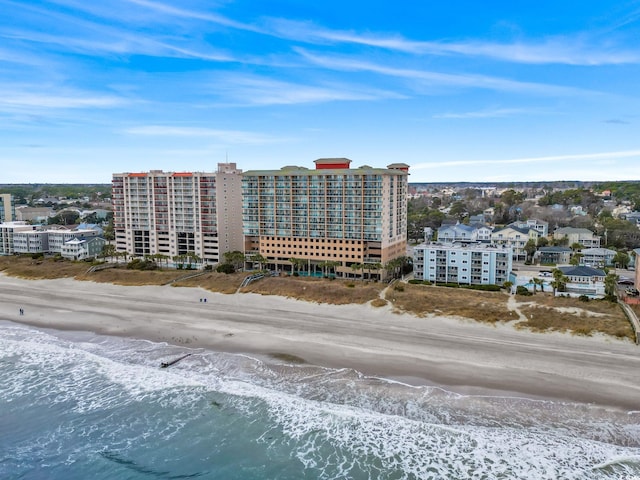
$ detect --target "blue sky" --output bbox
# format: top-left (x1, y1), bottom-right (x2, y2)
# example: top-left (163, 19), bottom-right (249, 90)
top-left (1, 0), bottom-right (640, 183)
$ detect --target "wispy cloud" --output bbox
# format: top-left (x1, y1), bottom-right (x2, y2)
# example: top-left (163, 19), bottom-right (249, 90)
top-left (0, 87), bottom-right (126, 109)
top-left (267, 18), bottom-right (640, 66)
top-left (212, 75), bottom-right (405, 106)
top-left (433, 108), bottom-right (543, 119)
top-left (124, 125), bottom-right (287, 144)
top-left (412, 150), bottom-right (640, 170)
top-left (296, 49), bottom-right (590, 96)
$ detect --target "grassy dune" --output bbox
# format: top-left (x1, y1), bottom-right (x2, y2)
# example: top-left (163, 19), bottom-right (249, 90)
top-left (0, 255), bottom-right (634, 341)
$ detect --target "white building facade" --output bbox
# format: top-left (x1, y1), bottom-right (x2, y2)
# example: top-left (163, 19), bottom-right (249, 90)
top-left (413, 242), bottom-right (513, 286)
top-left (112, 163), bottom-right (244, 264)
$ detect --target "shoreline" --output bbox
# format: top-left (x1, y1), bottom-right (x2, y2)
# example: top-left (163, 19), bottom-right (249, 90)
top-left (2, 274), bottom-right (640, 411)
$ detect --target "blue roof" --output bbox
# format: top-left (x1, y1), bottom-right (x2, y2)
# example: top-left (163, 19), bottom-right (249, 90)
top-left (558, 266), bottom-right (606, 277)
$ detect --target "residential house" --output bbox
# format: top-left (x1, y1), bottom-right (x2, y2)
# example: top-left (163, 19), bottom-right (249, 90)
top-left (491, 225), bottom-right (538, 261)
top-left (436, 223), bottom-right (476, 243)
top-left (536, 246), bottom-right (572, 265)
top-left (553, 227), bottom-right (601, 248)
top-left (557, 265), bottom-right (606, 298)
top-left (61, 237), bottom-right (107, 261)
top-left (579, 247), bottom-right (616, 268)
top-left (413, 241), bottom-right (512, 286)
top-left (510, 218), bottom-right (549, 237)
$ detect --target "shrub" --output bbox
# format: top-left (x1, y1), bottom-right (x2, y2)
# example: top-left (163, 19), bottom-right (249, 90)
top-left (394, 284), bottom-right (404, 292)
top-left (204, 264), bottom-right (213, 271)
top-left (578, 295), bottom-right (590, 302)
top-left (345, 282), bottom-right (355, 288)
top-left (516, 286), bottom-right (532, 296)
top-left (126, 259), bottom-right (158, 271)
top-left (408, 279), bottom-right (422, 284)
top-left (293, 272), bottom-right (299, 277)
top-left (31, 252), bottom-right (44, 260)
top-left (463, 284), bottom-right (501, 292)
top-left (216, 263), bottom-right (235, 274)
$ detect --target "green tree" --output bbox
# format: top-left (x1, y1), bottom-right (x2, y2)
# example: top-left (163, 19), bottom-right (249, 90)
top-left (250, 253), bottom-right (268, 271)
top-left (613, 251), bottom-right (630, 269)
top-left (224, 251), bottom-right (245, 271)
top-left (604, 273), bottom-right (619, 298)
top-left (551, 268), bottom-right (568, 296)
top-left (524, 239), bottom-right (537, 263)
top-left (350, 262), bottom-right (363, 280)
top-left (101, 243), bottom-right (116, 262)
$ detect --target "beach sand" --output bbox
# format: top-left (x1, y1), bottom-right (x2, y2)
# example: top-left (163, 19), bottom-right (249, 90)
top-left (2, 274), bottom-right (639, 411)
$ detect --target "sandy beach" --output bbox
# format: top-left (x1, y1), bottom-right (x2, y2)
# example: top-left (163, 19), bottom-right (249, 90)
top-left (2, 273), bottom-right (640, 411)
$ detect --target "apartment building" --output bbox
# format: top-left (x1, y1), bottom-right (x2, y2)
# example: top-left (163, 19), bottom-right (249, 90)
top-left (0, 221), bottom-right (38, 255)
top-left (12, 226), bottom-right (103, 255)
top-left (242, 158), bottom-right (409, 279)
top-left (0, 194), bottom-right (14, 223)
top-left (112, 163), bottom-right (243, 264)
top-left (413, 242), bottom-right (513, 286)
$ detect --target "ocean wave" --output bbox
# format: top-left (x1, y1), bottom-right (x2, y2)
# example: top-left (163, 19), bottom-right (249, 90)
top-left (1, 322), bottom-right (639, 480)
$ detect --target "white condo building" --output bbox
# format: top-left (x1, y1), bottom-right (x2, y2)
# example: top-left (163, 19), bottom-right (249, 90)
top-left (112, 163), bottom-right (243, 264)
top-left (413, 242), bottom-right (513, 286)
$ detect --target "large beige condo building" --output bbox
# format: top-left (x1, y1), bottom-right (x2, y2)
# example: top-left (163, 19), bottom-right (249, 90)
top-left (112, 163), bottom-right (243, 264)
top-left (242, 158), bottom-right (409, 279)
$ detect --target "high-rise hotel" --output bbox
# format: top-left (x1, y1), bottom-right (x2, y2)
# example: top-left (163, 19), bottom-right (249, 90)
top-left (112, 163), bottom-right (243, 264)
top-left (242, 158), bottom-right (409, 278)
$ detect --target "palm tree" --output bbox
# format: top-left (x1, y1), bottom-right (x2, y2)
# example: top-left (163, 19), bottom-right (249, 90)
top-left (551, 268), bottom-right (568, 295)
top-left (289, 257), bottom-right (305, 275)
top-left (604, 273), bottom-right (619, 298)
top-left (532, 277), bottom-right (544, 294)
top-left (250, 253), bottom-right (267, 271)
top-left (350, 262), bottom-right (363, 281)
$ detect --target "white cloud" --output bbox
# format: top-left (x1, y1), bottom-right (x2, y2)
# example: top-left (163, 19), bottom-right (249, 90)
top-left (123, 125), bottom-right (287, 144)
top-left (432, 108), bottom-right (543, 119)
top-left (0, 89), bottom-right (126, 109)
top-left (268, 18), bottom-right (640, 66)
top-left (411, 149), bottom-right (640, 170)
top-left (213, 75), bottom-right (405, 106)
top-left (296, 50), bottom-right (590, 96)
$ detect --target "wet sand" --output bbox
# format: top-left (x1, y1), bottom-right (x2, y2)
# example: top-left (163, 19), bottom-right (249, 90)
top-left (2, 274), bottom-right (640, 411)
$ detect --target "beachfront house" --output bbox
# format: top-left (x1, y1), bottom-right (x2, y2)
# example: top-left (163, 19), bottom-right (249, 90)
top-left (61, 237), bottom-right (107, 261)
top-left (557, 265), bottom-right (606, 298)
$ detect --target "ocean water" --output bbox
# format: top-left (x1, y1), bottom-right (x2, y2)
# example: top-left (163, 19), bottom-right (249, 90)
top-left (1, 320), bottom-right (639, 480)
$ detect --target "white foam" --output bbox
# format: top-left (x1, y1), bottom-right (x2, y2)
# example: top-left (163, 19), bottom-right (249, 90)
top-left (3, 322), bottom-right (639, 480)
